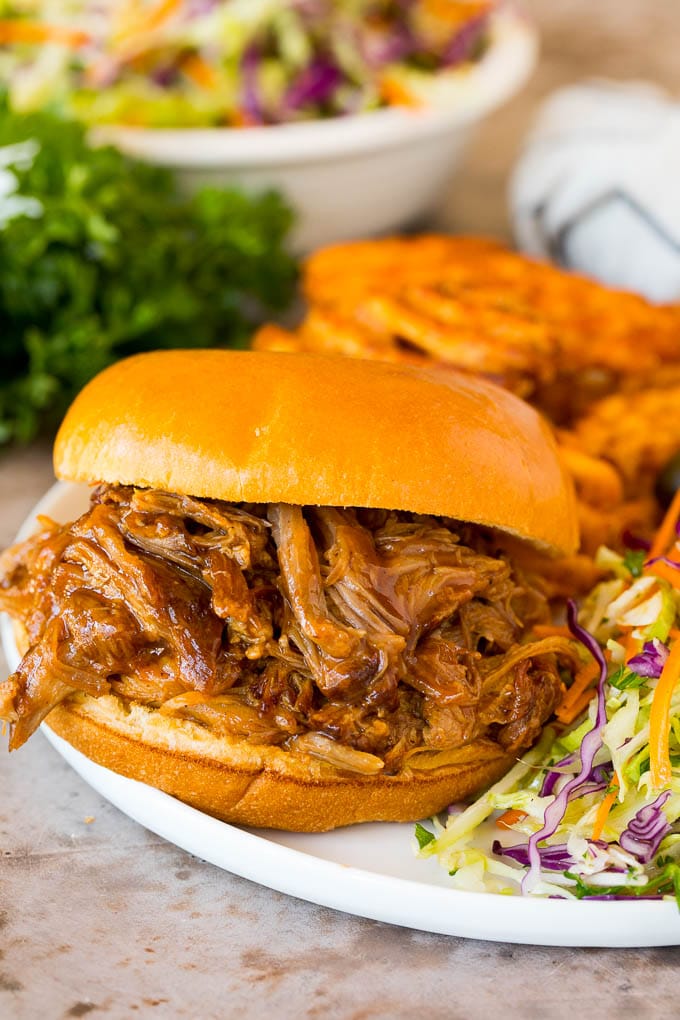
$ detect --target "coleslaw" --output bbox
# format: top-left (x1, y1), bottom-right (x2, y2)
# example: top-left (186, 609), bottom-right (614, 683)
top-left (0, 0), bottom-right (497, 127)
top-left (416, 490), bottom-right (680, 904)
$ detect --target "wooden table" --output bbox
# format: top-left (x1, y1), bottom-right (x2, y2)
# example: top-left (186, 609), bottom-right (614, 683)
top-left (2, 4), bottom-right (680, 1017)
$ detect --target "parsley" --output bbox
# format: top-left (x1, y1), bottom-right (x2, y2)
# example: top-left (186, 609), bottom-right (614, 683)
top-left (622, 549), bottom-right (646, 578)
top-left (0, 99), bottom-right (298, 444)
top-left (414, 823), bottom-right (436, 850)
top-left (565, 863), bottom-right (680, 909)
top-left (608, 665), bottom-right (648, 690)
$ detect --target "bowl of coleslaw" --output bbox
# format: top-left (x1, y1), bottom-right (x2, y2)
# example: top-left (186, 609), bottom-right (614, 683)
top-left (0, 1), bottom-right (537, 250)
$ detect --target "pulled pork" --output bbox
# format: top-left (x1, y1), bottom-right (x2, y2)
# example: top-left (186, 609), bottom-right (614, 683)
top-left (0, 486), bottom-right (577, 773)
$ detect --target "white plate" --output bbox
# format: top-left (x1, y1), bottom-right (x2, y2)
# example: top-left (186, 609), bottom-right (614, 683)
top-left (4, 481), bottom-right (680, 947)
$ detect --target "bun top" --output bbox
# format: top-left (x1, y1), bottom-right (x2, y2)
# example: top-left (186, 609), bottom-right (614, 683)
top-left (54, 349), bottom-right (578, 554)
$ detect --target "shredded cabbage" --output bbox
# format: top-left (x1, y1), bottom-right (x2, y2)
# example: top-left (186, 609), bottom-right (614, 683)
top-left (416, 543), bottom-right (680, 905)
top-left (0, 0), bottom-right (497, 127)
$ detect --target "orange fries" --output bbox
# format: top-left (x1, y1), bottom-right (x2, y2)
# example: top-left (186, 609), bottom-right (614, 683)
top-left (254, 235), bottom-right (680, 585)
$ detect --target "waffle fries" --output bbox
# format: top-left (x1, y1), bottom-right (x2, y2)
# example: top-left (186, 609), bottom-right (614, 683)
top-left (254, 235), bottom-right (680, 586)
top-left (256, 235), bottom-right (680, 417)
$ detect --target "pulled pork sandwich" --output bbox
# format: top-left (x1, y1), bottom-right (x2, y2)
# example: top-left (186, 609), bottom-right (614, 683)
top-left (0, 350), bottom-right (580, 831)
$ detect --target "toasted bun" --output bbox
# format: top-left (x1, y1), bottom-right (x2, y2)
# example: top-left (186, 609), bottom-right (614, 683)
top-left (43, 695), bottom-right (514, 831)
top-left (54, 349), bottom-right (578, 555)
top-left (40, 350), bottom-right (576, 829)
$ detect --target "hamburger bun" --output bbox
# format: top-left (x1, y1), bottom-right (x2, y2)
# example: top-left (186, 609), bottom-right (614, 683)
top-left (20, 350), bottom-right (577, 830)
top-left (55, 349), bottom-right (578, 555)
top-left (43, 695), bottom-right (515, 831)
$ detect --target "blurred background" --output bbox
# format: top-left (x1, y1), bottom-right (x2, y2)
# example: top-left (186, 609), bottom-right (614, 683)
top-left (448, 0), bottom-right (680, 236)
top-left (1, 0), bottom-right (679, 463)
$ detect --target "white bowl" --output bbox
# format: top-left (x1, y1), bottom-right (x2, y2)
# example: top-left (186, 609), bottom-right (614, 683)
top-left (93, 8), bottom-right (537, 252)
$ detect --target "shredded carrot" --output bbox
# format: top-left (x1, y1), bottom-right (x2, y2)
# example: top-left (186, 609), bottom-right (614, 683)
top-left (495, 809), bottom-right (527, 830)
top-left (556, 633), bottom-right (641, 726)
top-left (649, 639), bottom-right (680, 789)
top-left (670, 629), bottom-right (680, 640)
top-left (591, 773), bottom-right (620, 841)
top-left (113, 0), bottom-right (181, 47)
top-left (620, 631), bottom-right (641, 663)
top-left (422, 0), bottom-right (490, 24)
top-left (556, 689), bottom-right (598, 726)
top-left (555, 660), bottom-right (600, 724)
top-left (182, 53), bottom-right (219, 91)
top-left (0, 19), bottom-right (90, 47)
top-left (647, 558), bottom-right (680, 591)
top-left (143, 0), bottom-right (182, 33)
top-left (531, 624), bottom-right (573, 639)
top-left (649, 488), bottom-right (680, 561)
top-left (379, 75), bottom-right (423, 108)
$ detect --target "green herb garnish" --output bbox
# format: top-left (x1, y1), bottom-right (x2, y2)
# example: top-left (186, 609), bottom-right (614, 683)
top-left (622, 549), bottom-right (646, 578)
top-left (414, 823), bottom-right (436, 850)
top-left (565, 863), bottom-right (680, 907)
top-left (0, 98), bottom-right (298, 445)
top-left (608, 665), bottom-right (648, 690)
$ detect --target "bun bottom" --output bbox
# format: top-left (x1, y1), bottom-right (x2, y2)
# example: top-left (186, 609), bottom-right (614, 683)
top-left (43, 694), bottom-right (515, 831)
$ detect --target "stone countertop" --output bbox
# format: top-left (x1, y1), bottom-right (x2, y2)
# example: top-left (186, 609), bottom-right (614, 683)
top-left (3, 4), bottom-right (680, 1017)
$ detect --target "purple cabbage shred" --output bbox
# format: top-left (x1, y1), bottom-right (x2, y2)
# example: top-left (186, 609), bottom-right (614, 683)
top-left (492, 840), bottom-right (574, 872)
top-left (619, 791), bottom-right (672, 863)
top-left (522, 600), bottom-right (609, 894)
top-left (284, 58), bottom-right (342, 111)
top-left (581, 893), bottom-right (664, 901)
top-left (443, 13), bottom-right (489, 67)
top-left (627, 639), bottom-right (670, 680)
top-left (240, 45), bottom-right (263, 124)
top-left (360, 24), bottom-right (415, 68)
top-left (539, 751), bottom-right (577, 797)
top-left (644, 555), bottom-right (680, 571)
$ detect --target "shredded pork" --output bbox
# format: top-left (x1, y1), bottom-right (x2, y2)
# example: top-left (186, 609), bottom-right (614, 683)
top-left (0, 486), bottom-right (576, 772)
